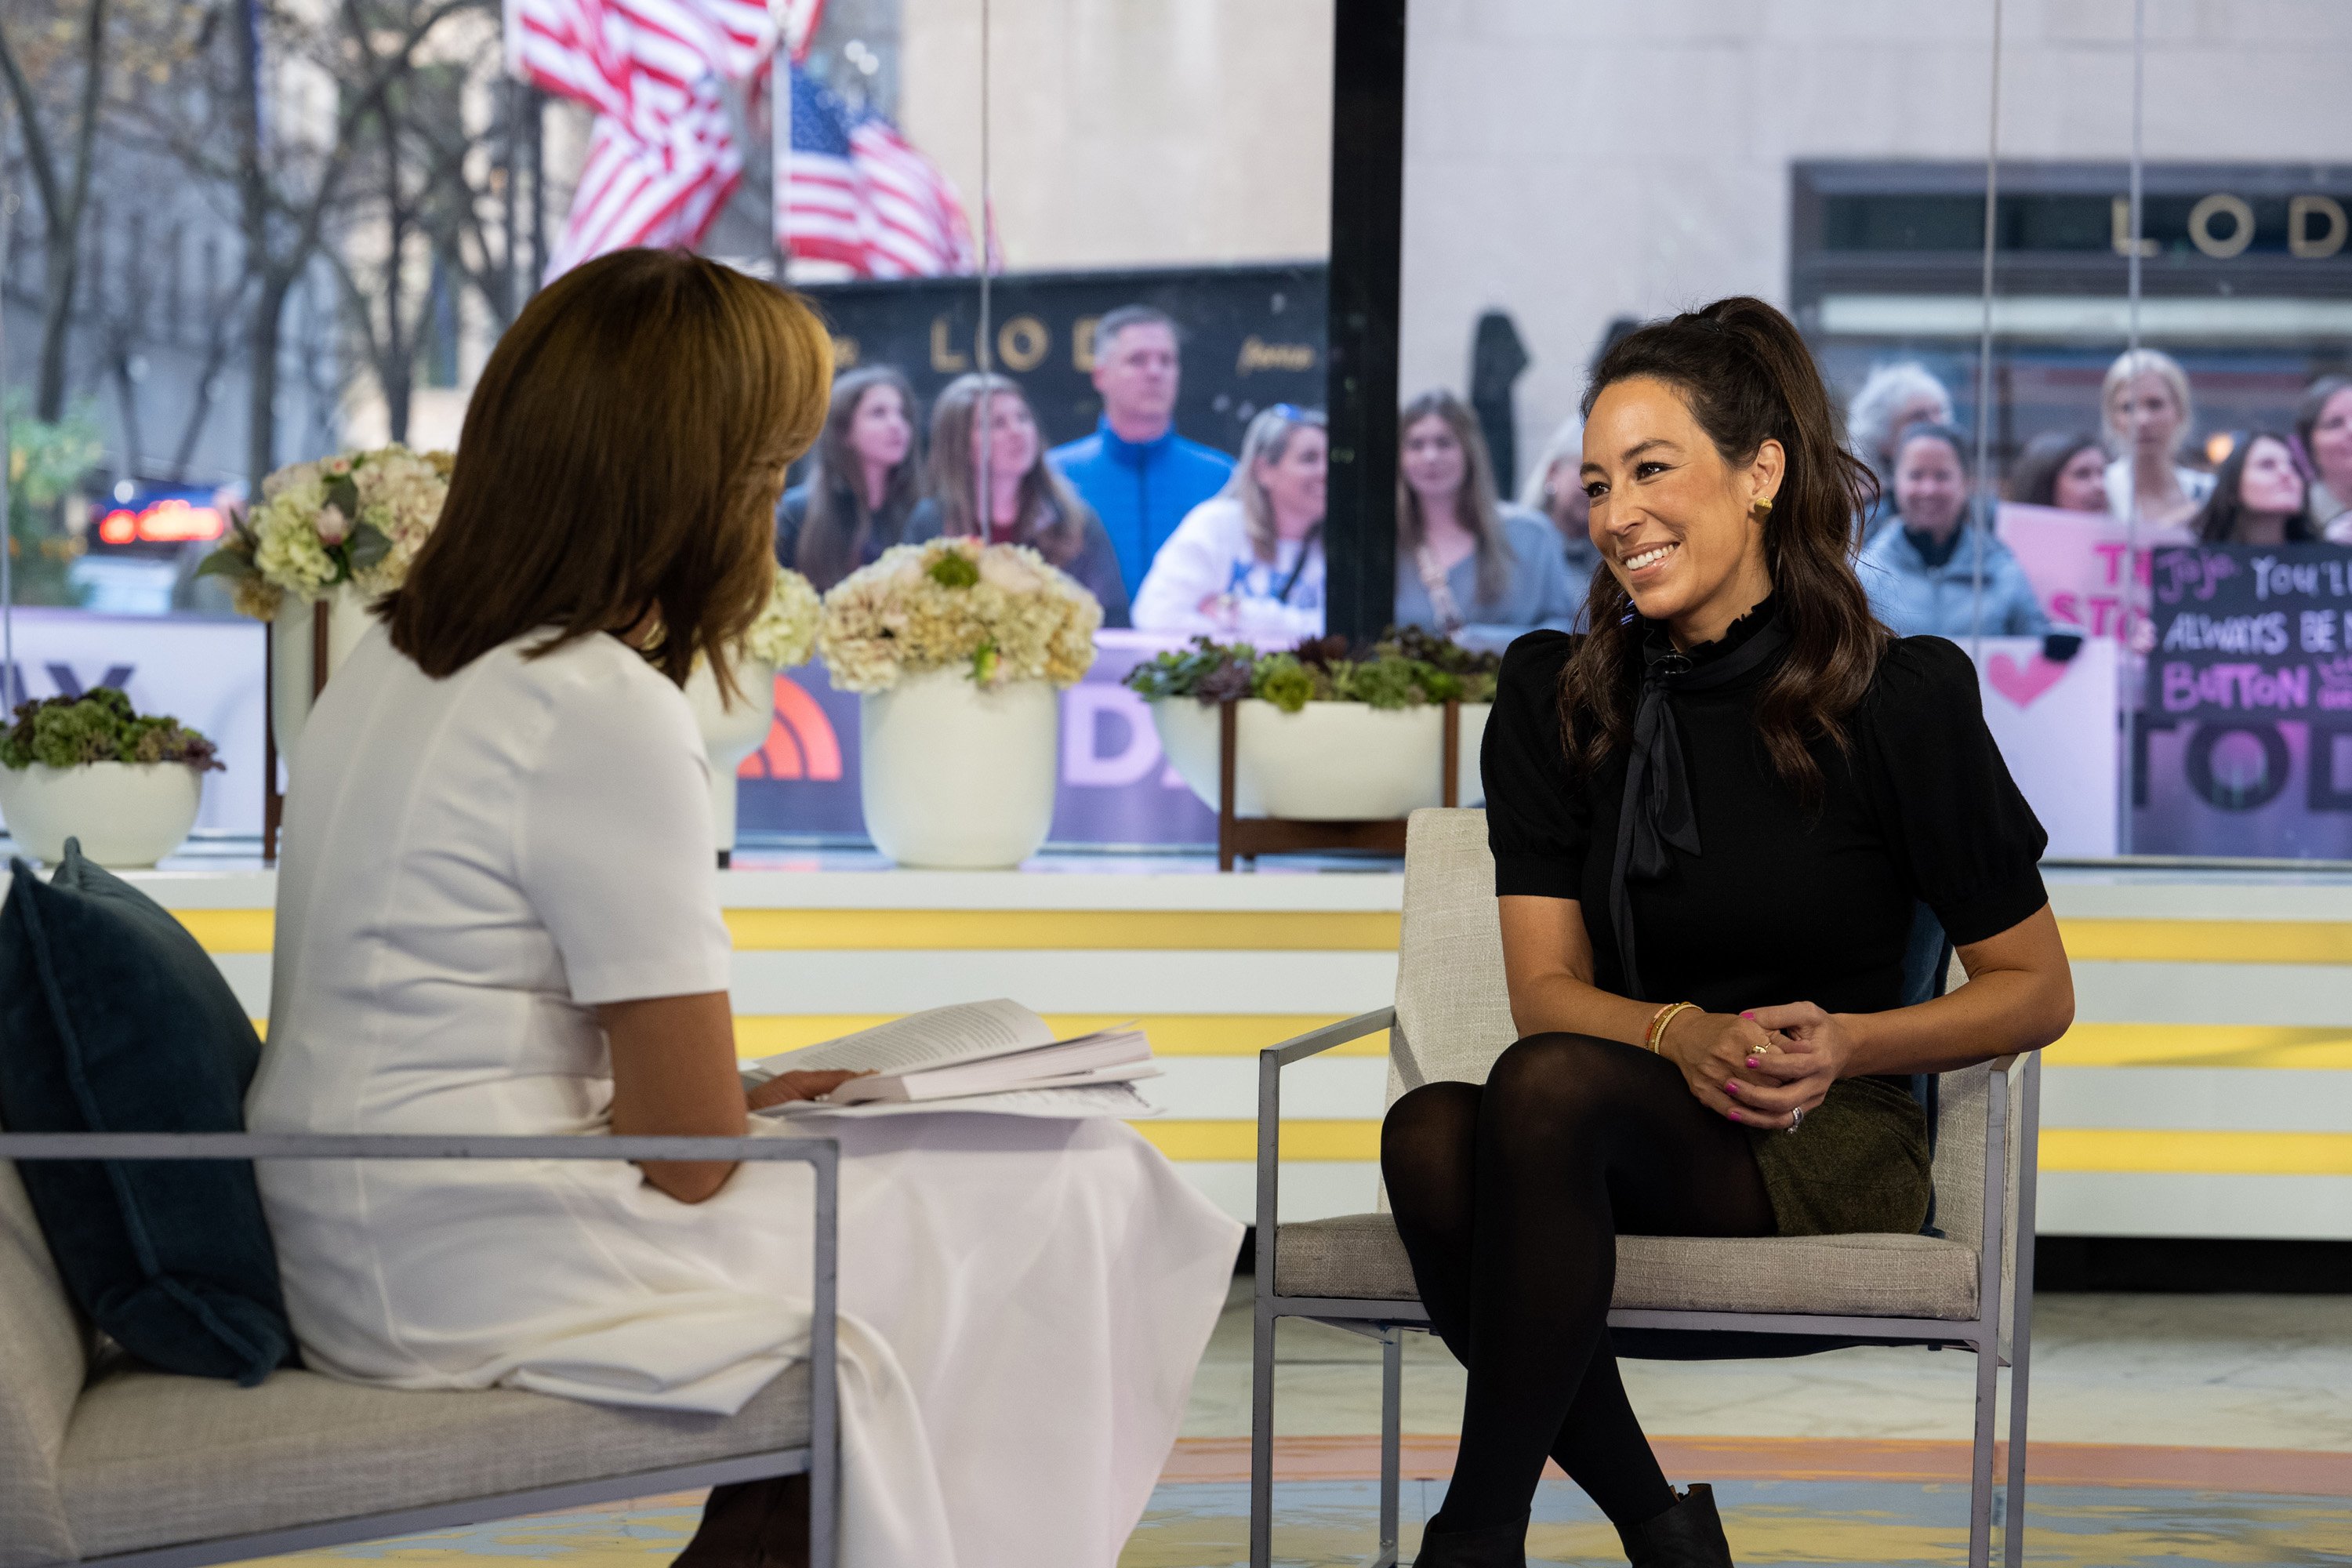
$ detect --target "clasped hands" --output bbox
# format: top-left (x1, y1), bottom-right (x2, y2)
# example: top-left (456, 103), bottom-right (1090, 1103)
top-left (1653, 1003), bottom-right (1853, 1130)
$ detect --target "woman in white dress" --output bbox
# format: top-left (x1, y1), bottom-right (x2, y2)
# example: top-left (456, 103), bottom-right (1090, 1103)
top-left (245, 249), bottom-right (1242, 1568)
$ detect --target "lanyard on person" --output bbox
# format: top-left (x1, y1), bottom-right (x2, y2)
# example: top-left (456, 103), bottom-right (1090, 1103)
top-left (1276, 524), bottom-right (1322, 604)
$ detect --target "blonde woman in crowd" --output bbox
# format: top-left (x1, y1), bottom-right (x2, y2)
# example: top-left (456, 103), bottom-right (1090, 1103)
top-left (2102, 348), bottom-right (2213, 531)
top-left (906, 372), bottom-right (1131, 625)
top-left (1133, 404), bottom-right (1328, 642)
top-left (2296, 376), bottom-right (2352, 538)
top-left (1394, 390), bottom-right (1583, 645)
top-left (1518, 415), bottom-right (1604, 604)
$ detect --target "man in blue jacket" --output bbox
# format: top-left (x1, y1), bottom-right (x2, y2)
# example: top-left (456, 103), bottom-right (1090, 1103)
top-left (1049, 306), bottom-right (1235, 595)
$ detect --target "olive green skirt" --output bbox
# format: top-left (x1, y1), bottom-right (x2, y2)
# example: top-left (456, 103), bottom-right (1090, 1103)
top-left (1747, 1075), bottom-right (1933, 1237)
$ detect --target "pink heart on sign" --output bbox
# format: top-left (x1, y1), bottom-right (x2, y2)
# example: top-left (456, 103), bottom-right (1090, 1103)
top-left (1987, 653), bottom-right (2066, 709)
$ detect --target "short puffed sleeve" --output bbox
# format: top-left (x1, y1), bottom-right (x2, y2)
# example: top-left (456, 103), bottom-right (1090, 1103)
top-left (1482, 631), bottom-right (1587, 900)
top-left (513, 646), bottom-right (734, 1006)
top-left (1857, 636), bottom-right (2050, 947)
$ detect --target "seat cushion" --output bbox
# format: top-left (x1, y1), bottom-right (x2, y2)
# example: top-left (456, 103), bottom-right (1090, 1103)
top-left (0, 846), bottom-right (292, 1385)
top-left (1273, 1213), bottom-right (1979, 1321)
top-left (59, 1359), bottom-right (811, 1557)
top-left (0, 1129), bottom-right (89, 1568)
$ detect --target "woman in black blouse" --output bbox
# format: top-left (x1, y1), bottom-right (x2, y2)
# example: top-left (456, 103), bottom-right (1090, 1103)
top-left (1384, 297), bottom-right (2074, 1568)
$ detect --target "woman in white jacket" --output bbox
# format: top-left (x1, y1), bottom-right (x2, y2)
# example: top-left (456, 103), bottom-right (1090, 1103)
top-left (1133, 405), bottom-right (1327, 644)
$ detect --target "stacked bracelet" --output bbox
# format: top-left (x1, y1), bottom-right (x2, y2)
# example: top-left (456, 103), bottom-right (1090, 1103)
top-left (1644, 1000), bottom-right (1697, 1054)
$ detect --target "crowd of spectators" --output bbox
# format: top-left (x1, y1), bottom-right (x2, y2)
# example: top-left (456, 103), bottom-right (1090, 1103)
top-left (777, 307), bottom-right (2352, 648)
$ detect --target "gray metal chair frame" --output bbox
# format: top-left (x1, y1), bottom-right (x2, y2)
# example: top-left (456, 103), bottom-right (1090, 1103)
top-left (1250, 1012), bottom-right (2041, 1568)
top-left (0, 1131), bottom-right (840, 1568)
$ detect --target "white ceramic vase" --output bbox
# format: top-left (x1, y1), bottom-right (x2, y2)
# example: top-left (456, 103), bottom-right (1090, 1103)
top-left (1151, 699), bottom-right (1490, 820)
top-left (684, 655), bottom-right (779, 861)
top-left (270, 585), bottom-right (373, 763)
top-left (0, 761), bottom-right (204, 868)
top-left (860, 666), bottom-right (1059, 869)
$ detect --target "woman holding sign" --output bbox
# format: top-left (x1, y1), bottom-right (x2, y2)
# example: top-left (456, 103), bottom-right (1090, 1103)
top-left (1381, 296), bottom-right (2074, 1566)
top-left (2192, 431), bottom-right (2320, 547)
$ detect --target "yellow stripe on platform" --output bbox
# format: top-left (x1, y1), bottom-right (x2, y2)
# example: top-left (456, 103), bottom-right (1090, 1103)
top-left (2041, 1127), bottom-right (2352, 1176)
top-left (2050, 1024), bottom-right (2352, 1069)
top-left (2060, 919), bottom-right (2352, 965)
top-left (734, 1014), bottom-right (1391, 1059)
top-left (178, 909), bottom-right (276, 953)
top-left (1138, 1120), bottom-right (1383, 1163)
top-left (1136, 1120), bottom-right (2352, 1173)
top-left (722, 909), bottom-right (1402, 951)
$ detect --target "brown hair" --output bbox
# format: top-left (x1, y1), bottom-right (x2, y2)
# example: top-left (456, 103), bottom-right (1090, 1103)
top-left (384, 249), bottom-right (831, 702)
top-left (2296, 375), bottom-right (2352, 472)
top-left (1396, 390), bottom-right (1509, 606)
top-left (2005, 430), bottom-right (2104, 507)
top-left (2193, 430), bottom-right (2317, 544)
top-left (924, 372), bottom-right (1090, 566)
top-left (1560, 296), bottom-right (1887, 802)
top-left (797, 365), bottom-right (922, 590)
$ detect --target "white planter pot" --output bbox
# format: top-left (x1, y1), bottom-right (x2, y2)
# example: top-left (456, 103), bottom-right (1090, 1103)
top-left (270, 586), bottom-right (373, 763)
top-left (0, 761), bottom-right (204, 868)
top-left (860, 667), bottom-right (1059, 869)
top-left (1151, 699), bottom-right (1490, 821)
top-left (684, 655), bottom-right (779, 859)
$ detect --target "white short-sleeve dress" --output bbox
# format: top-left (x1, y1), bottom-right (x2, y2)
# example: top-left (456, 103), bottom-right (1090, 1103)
top-left (246, 623), bottom-right (1242, 1568)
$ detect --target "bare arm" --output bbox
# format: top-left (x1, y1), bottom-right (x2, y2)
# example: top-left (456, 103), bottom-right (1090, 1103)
top-left (599, 993), bottom-right (862, 1204)
top-left (1734, 903), bottom-right (2074, 1123)
top-left (1500, 894), bottom-right (1784, 1122)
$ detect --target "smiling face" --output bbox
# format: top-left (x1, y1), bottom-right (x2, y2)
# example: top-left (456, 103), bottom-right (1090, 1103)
top-left (1893, 432), bottom-right (1969, 540)
top-left (1254, 423), bottom-right (1327, 537)
top-left (2053, 444), bottom-right (2110, 512)
top-left (1401, 414), bottom-right (1468, 511)
top-left (848, 383), bottom-right (913, 471)
top-left (1580, 376), bottom-right (1781, 646)
top-left (2237, 435), bottom-right (2307, 517)
top-left (974, 390), bottom-right (1040, 495)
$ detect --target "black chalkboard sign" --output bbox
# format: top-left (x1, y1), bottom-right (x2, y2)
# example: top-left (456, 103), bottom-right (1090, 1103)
top-left (2147, 544), bottom-right (2352, 721)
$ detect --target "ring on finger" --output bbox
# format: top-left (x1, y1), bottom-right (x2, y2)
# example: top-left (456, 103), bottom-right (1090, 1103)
top-left (1785, 1104), bottom-right (1806, 1134)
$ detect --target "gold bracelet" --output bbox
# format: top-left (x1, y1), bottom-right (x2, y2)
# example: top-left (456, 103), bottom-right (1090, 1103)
top-left (1644, 1000), bottom-right (1697, 1054)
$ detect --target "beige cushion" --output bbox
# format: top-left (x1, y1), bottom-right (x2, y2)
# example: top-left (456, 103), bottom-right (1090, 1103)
top-left (0, 1138), bottom-right (93, 1566)
top-left (1272, 1212), bottom-right (1979, 1321)
top-left (58, 1359), bottom-right (811, 1558)
top-left (1388, 811), bottom-right (1519, 1104)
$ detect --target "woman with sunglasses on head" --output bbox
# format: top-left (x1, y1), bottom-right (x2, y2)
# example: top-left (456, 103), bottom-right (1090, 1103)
top-left (1132, 404), bottom-right (1328, 641)
top-left (1383, 297), bottom-right (2074, 1568)
top-left (1395, 390), bottom-right (1588, 647)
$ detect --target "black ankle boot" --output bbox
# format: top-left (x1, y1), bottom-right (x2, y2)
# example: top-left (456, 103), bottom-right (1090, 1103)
top-left (1615, 1484), bottom-right (1733, 1566)
top-left (1411, 1510), bottom-right (1529, 1567)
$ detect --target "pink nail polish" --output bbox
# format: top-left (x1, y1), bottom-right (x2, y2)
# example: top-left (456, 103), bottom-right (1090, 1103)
top-left (1723, 1080), bottom-right (1740, 1094)
top-left (1740, 1011), bottom-right (1755, 1019)
top-left (1745, 1056), bottom-right (1759, 1069)
top-left (1726, 1109), bottom-right (1742, 1121)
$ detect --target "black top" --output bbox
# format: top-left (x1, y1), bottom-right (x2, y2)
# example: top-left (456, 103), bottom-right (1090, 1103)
top-left (1483, 606), bottom-right (2049, 1016)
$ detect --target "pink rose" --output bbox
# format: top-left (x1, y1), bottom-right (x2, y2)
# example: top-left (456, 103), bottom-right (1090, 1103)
top-left (315, 504), bottom-right (350, 546)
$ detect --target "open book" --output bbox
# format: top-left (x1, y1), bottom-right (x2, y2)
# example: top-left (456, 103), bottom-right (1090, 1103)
top-left (744, 1000), bottom-right (1160, 1120)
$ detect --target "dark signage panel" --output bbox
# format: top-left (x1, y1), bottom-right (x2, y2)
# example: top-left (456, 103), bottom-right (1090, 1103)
top-left (798, 263), bottom-right (1329, 457)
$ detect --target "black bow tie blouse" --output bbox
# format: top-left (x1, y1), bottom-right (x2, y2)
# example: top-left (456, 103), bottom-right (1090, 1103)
top-left (1479, 608), bottom-right (2049, 1236)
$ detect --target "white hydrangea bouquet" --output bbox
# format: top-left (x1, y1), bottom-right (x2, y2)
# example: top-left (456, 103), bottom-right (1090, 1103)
top-left (817, 538), bottom-right (1101, 691)
top-left (739, 567), bottom-right (823, 669)
top-left (198, 444), bottom-right (452, 620)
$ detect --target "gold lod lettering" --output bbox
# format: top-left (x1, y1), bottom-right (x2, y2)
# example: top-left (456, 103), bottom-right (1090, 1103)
top-left (1073, 316), bottom-right (1100, 372)
top-left (2111, 197), bottom-right (2158, 258)
top-left (2290, 194), bottom-right (2348, 260)
top-left (930, 317), bottom-right (971, 372)
top-left (830, 334), bottom-right (861, 369)
top-left (2187, 192), bottom-right (2256, 259)
top-left (997, 315), bottom-right (1050, 372)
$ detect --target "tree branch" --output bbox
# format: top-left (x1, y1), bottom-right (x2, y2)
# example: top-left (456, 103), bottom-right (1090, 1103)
top-left (0, 16), bottom-right (69, 241)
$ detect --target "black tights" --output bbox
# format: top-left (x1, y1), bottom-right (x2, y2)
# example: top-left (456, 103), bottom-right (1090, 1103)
top-left (1381, 1033), bottom-right (1777, 1533)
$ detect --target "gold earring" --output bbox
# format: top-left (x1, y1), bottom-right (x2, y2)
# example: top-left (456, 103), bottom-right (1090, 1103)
top-left (1752, 495), bottom-right (1773, 519)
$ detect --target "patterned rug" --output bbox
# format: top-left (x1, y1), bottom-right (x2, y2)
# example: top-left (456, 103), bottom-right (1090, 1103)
top-left (231, 1438), bottom-right (2352, 1567)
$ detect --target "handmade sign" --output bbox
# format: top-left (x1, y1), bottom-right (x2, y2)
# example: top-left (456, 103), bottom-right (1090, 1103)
top-left (2144, 544), bottom-right (2352, 722)
top-left (1970, 636), bottom-right (2118, 858)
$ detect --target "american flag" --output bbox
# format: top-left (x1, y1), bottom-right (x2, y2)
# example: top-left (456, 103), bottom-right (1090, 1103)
top-left (782, 63), bottom-right (982, 278)
top-left (505, 0), bottom-right (803, 277)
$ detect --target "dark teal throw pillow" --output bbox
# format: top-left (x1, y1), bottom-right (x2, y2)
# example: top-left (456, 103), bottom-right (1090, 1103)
top-left (0, 840), bottom-right (292, 1384)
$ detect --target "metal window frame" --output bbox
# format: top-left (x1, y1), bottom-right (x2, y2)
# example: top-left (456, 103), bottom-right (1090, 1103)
top-left (1247, 1011), bottom-right (2041, 1568)
top-left (0, 1131), bottom-right (840, 1568)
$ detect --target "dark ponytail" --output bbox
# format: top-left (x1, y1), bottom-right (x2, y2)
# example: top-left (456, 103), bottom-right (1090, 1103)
top-left (1558, 295), bottom-right (1889, 803)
